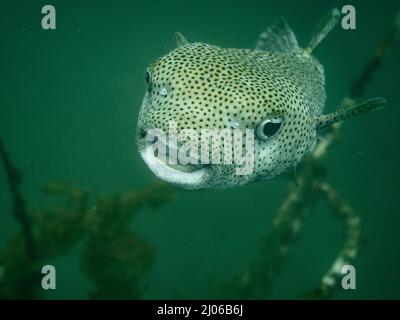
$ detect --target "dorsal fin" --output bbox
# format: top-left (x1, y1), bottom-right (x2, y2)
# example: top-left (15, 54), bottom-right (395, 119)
top-left (316, 98), bottom-right (385, 130)
top-left (175, 32), bottom-right (188, 48)
top-left (305, 8), bottom-right (340, 54)
top-left (255, 18), bottom-right (300, 53)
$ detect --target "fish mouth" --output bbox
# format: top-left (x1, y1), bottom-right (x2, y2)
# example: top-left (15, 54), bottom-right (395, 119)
top-left (139, 144), bottom-right (209, 189)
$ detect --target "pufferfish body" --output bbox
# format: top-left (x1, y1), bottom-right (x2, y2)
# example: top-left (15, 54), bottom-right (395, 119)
top-left (136, 8), bottom-right (384, 189)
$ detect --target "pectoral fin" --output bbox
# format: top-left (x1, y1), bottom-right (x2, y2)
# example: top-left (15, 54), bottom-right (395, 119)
top-left (316, 97), bottom-right (385, 130)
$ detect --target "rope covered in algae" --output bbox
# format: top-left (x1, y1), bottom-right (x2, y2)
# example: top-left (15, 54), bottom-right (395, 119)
top-left (213, 11), bottom-right (399, 299)
top-left (0, 137), bottom-right (36, 262)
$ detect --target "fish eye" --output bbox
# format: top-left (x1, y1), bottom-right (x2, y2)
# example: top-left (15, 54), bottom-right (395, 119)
top-left (256, 118), bottom-right (283, 141)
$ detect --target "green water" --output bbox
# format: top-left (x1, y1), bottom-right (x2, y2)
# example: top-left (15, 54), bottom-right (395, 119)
top-left (0, 0), bottom-right (399, 299)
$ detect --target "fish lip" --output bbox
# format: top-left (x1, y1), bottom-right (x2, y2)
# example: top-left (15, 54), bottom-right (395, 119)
top-left (140, 144), bottom-right (209, 188)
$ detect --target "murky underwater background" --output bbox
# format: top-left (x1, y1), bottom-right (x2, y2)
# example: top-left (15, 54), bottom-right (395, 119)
top-left (0, 0), bottom-right (399, 299)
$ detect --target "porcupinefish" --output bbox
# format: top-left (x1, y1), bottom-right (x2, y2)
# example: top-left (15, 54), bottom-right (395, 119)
top-left (136, 8), bottom-right (385, 189)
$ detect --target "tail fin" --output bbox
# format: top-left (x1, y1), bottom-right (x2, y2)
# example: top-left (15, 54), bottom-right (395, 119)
top-left (316, 98), bottom-right (385, 130)
top-left (305, 8), bottom-right (341, 54)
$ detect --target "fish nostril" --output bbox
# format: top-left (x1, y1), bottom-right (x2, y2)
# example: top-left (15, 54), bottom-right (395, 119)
top-left (138, 127), bottom-right (147, 140)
